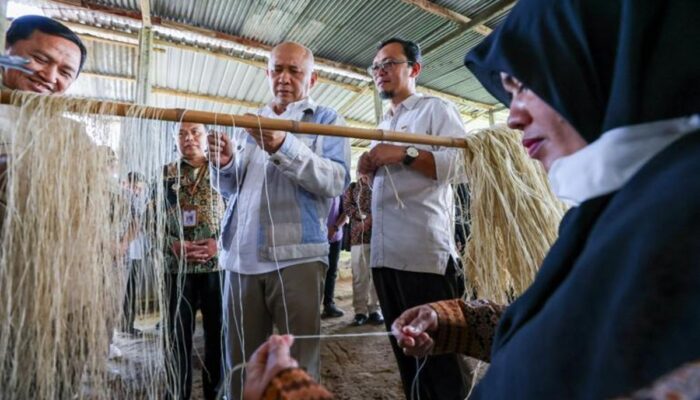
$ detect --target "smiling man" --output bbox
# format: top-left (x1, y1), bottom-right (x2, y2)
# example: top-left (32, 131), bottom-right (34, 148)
top-left (208, 41), bottom-right (350, 400)
top-left (0, 15), bottom-right (86, 170)
top-left (2, 15), bottom-right (86, 94)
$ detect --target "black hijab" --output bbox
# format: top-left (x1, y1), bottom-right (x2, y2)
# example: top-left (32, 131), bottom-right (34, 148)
top-left (464, 0), bottom-right (700, 143)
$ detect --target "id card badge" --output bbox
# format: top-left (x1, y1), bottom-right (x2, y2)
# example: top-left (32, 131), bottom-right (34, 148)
top-left (182, 207), bottom-right (198, 227)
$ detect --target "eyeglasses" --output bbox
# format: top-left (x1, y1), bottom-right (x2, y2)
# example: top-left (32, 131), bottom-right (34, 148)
top-left (367, 60), bottom-right (412, 75)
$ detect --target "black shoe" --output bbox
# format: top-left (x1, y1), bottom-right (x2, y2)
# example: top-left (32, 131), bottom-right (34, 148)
top-left (321, 304), bottom-right (345, 319)
top-left (351, 313), bottom-right (368, 326)
top-left (368, 311), bottom-right (384, 325)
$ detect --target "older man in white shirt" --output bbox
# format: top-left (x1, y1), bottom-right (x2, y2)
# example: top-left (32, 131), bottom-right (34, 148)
top-left (208, 41), bottom-right (350, 400)
top-left (358, 38), bottom-right (468, 400)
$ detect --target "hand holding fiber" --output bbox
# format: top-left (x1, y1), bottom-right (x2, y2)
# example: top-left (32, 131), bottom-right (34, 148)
top-left (392, 305), bottom-right (438, 357)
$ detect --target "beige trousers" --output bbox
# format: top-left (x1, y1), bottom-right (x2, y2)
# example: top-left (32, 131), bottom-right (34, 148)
top-left (351, 244), bottom-right (379, 315)
top-left (222, 261), bottom-right (326, 400)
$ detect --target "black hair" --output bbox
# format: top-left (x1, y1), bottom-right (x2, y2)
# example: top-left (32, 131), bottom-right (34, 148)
top-left (377, 38), bottom-right (422, 65)
top-left (6, 15), bottom-right (87, 73)
top-left (127, 171), bottom-right (147, 185)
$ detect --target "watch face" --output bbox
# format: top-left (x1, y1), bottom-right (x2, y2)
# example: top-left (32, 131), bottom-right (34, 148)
top-left (407, 146), bottom-right (419, 157)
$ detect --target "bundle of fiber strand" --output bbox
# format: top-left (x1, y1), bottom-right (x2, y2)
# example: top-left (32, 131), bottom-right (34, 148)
top-left (0, 92), bottom-right (172, 399)
top-left (458, 126), bottom-right (567, 304)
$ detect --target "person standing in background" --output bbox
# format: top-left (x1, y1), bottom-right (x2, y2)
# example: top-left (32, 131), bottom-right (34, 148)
top-left (322, 196), bottom-right (347, 318)
top-left (342, 174), bottom-right (383, 326)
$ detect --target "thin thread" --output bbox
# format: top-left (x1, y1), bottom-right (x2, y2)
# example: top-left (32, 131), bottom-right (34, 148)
top-left (411, 357), bottom-right (428, 400)
top-left (293, 331), bottom-right (390, 340)
top-left (257, 114), bottom-right (291, 334)
top-left (465, 360), bottom-right (484, 400)
top-left (227, 331), bottom-right (393, 375)
top-left (229, 116), bottom-right (248, 400)
top-left (383, 165), bottom-right (405, 209)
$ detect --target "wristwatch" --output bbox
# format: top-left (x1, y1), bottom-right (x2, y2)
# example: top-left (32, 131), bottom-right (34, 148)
top-left (403, 146), bottom-right (419, 166)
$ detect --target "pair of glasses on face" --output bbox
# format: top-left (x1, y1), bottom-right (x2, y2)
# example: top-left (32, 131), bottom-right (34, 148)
top-left (367, 60), bottom-right (413, 75)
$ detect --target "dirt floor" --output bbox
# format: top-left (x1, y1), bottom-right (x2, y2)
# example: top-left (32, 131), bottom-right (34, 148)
top-left (317, 272), bottom-right (404, 400)
top-left (109, 264), bottom-right (404, 399)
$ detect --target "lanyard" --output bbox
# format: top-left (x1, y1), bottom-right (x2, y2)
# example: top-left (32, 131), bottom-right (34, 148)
top-left (178, 162), bottom-right (208, 198)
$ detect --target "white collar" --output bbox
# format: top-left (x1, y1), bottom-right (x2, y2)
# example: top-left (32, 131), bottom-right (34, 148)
top-left (384, 93), bottom-right (424, 119)
top-left (264, 96), bottom-right (317, 116)
top-left (548, 115), bottom-right (700, 206)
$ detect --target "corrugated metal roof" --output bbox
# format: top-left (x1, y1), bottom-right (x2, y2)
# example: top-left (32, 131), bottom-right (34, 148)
top-left (67, 75), bottom-right (135, 103)
top-left (82, 41), bottom-right (136, 76)
top-left (23, 0), bottom-right (518, 136)
top-left (435, 0), bottom-right (509, 17)
top-left (80, 0), bottom-right (508, 103)
top-left (421, 30), bottom-right (483, 83)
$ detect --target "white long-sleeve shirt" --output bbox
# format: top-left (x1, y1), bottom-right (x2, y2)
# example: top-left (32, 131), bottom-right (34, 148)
top-left (370, 93), bottom-right (466, 275)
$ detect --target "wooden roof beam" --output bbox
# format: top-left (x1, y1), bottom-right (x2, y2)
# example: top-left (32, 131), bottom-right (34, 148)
top-left (139, 0), bottom-right (151, 28)
top-left (422, 0), bottom-right (516, 56)
top-left (400, 0), bottom-right (492, 36)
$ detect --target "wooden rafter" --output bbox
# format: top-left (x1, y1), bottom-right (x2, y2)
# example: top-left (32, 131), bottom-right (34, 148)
top-left (422, 0), bottom-right (516, 56)
top-left (400, 0), bottom-right (492, 36)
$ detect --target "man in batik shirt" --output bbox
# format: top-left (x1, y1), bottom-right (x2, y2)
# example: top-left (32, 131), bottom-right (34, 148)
top-left (161, 122), bottom-right (224, 400)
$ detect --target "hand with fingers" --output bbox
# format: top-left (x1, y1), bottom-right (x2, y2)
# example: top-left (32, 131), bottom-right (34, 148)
top-left (171, 239), bottom-right (217, 264)
top-left (358, 152), bottom-right (377, 175)
top-left (207, 130), bottom-right (235, 167)
top-left (366, 143), bottom-right (406, 168)
top-left (243, 334), bottom-right (299, 400)
top-left (191, 238), bottom-right (217, 263)
top-left (244, 113), bottom-right (287, 154)
top-left (327, 225), bottom-right (338, 241)
top-left (391, 305), bottom-right (439, 357)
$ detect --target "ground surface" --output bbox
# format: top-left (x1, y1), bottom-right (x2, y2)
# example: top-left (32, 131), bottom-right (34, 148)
top-left (317, 273), bottom-right (404, 400)
top-left (109, 264), bottom-right (405, 399)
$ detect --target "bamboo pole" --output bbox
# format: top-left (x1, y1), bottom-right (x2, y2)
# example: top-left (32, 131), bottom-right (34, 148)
top-left (0, 90), bottom-right (469, 149)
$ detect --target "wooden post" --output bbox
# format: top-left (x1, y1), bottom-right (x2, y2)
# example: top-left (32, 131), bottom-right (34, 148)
top-left (136, 0), bottom-right (153, 105)
top-left (372, 85), bottom-right (383, 125)
top-left (135, 27), bottom-right (153, 105)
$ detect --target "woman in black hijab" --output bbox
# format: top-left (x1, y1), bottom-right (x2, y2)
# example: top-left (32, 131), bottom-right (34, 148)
top-left (238, 1), bottom-right (700, 399)
top-left (395, 0), bottom-right (700, 399)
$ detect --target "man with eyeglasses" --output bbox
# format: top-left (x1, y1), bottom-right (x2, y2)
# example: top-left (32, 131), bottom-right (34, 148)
top-left (208, 41), bottom-right (350, 400)
top-left (358, 38), bottom-right (469, 400)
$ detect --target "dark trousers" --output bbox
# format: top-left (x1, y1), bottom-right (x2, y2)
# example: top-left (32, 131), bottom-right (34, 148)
top-left (323, 241), bottom-right (341, 307)
top-left (373, 260), bottom-right (468, 400)
top-left (121, 260), bottom-right (141, 332)
top-left (164, 272), bottom-right (223, 400)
